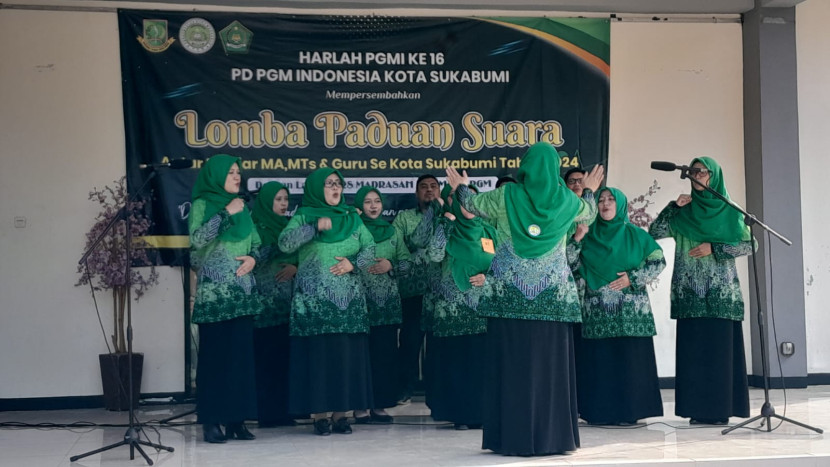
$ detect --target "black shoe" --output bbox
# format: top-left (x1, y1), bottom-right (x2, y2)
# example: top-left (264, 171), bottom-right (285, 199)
top-left (203, 424), bottom-right (227, 443)
top-left (397, 391), bottom-right (412, 405)
top-left (690, 418), bottom-right (728, 426)
top-left (370, 411), bottom-right (394, 424)
top-left (225, 422), bottom-right (256, 440)
top-left (616, 420), bottom-right (639, 426)
top-left (313, 418), bottom-right (331, 436)
top-left (586, 420), bottom-right (613, 426)
top-left (332, 417), bottom-right (353, 434)
top-left (354, 410), bottom-right (372, 425)
top-left (454, 423), bottom-right (469, 430)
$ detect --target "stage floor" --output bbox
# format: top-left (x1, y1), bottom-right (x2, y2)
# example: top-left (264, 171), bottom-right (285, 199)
top-left (1, 386), bottom-right (827, 467)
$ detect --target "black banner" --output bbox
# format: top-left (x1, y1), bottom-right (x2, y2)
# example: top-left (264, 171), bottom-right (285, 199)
top-left (119, 10), bottom-right (610, 262)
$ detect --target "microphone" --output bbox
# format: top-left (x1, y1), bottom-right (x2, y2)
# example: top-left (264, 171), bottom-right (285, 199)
top-left (238, 189), bottom-right (258, 202)
top-left (139, 159), bottom-right (193, 170)
top-left (650, 161), bottom-right (690, 172)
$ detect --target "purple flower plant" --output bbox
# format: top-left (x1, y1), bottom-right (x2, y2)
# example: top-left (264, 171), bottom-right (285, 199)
top-left (75, 177), bottom-right (159, 354)
top-left (628, 180), bottom-right (661, 229)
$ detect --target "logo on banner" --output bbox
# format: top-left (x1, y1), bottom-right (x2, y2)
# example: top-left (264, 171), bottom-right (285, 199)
top-left (179, 18), bottom-right (216, 54)
top-left (219, 21), bottom-right (253, 55)
top-left (137, 19), bottom-right (175, 52)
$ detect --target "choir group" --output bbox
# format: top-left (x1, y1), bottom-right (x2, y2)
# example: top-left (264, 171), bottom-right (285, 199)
top-left (188, 143), bottom-right (754, 456)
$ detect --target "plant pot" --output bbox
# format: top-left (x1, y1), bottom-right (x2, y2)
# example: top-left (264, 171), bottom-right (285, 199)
top-left (99, 353), bottom-right (143, 411)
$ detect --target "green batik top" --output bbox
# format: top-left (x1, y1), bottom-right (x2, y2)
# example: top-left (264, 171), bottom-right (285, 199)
top-left (278, 214), bottom-right (376, 336)
top-left (570, 248), bottom-right (666, 339)
top-left (392, 207), bottom-right (441, 298)
top-left (425, 220), bottom-right (490, 337)
top-left (252, 234), bottom-right (298, 328)
top-left (189, 199), bottom-right (264, 324)
top-left (359, 228), bottom-right (411, 327)
top-left (649, 202), bottom-right (755, 321)
top-left (455, 185), bottom-right (597, 322)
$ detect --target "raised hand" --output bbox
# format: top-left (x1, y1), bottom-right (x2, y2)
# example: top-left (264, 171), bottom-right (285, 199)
top-left (225, 198), bottom-right (245, 215)
top-left (582, 165), bottom-right (605, 193)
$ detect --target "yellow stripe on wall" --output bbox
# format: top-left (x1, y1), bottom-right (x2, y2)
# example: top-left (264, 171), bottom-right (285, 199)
top-left (135, 235), bottom-right (190, 249)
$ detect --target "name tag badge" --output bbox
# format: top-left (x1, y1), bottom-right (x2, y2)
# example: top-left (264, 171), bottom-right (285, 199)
top-left (481, 237), bottom-right (495, 254)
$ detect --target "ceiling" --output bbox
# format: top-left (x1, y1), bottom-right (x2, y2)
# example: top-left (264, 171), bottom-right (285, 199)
top-left (0, 0), bottom-right (809, 14)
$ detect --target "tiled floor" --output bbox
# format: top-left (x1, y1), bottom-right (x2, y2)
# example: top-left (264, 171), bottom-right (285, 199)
top-left (0, 387), bottom-right (827, 466)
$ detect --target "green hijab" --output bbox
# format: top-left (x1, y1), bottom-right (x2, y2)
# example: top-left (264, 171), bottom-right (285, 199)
top-left (579, 187), bottom-right (661, 290)
top-left (191, 154), bottom-right (253, 242)
top-left (296, 168), bottom-right (361, 243)
top-left (446, 192), bottom-right (499, 291)
top-left (353, 186), bottom-right (395, 243)
top-left (503, 142), bottom-right (581, 259)
top-left (440, 184), bottom-right (453, 213)
top-left (670, 157), bottom-right (749, 244)
top-left (251, 181), bottom-right (290, 246)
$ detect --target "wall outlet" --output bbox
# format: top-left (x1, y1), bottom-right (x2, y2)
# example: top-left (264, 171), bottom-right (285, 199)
top-left (780, 342), bottom-right (795, 356)
top-left (14, 216), bottom-right (26, 228)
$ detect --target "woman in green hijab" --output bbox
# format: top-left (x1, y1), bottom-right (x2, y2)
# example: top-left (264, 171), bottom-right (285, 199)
top-left (649, 157), bottom-right (754, 425)
top-left (189, 154), bottom-right (262, 443)
top-left (351, 186), bottom-right (410, 424)
top-left (423, 189), bottom-right (497, 430)
top-left (571, 187), bottom-right (665, 426)
top-left (251, 181), bottom-right (297, 427)
top-left (278, 168), bottom-right (376, 436)
top-left (445, 142), bottom-right (604, 456)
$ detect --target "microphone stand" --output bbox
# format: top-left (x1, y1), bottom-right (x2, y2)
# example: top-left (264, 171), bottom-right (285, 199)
top-left (72, 170), bottom-right (175, 465)
top-left (672, 167), bottom-right (821, 435)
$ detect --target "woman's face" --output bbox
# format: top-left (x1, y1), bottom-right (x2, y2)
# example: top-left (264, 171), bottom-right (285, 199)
top-left (459, 204), bottom-right (476, 220)
top-left (598, 190), bottom-right (617, 221)
top-left (272, 188), bottom-right (289, 215)
top-left (362, 191), bottom-right (383, 219)
top-left (690, 161), bottom-right (711, 191)
top-left (323, 173), bottom-right (343, 206)
top-left (224, 164), bottom-right (241, 194)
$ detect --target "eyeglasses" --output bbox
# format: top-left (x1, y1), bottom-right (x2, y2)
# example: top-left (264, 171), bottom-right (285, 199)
top-left (324, 180), bottom-right (343, 188)
top-left (566, 178), bottom-right (585, 186)
top-left (689, 168), bottom-right (710, 178)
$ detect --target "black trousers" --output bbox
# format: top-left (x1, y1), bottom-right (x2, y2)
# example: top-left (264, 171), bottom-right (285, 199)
top-left (398, 295), bottom-right (425, 394)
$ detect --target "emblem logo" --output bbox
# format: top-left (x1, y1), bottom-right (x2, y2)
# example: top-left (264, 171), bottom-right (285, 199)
top-left (137, 19), bottom-right (175, 53)
top-left (528, 224), bottom-right (541, 237)
top-left (219, 21), bottom-right (253, 55)
top-left (179, 18), bottom-right (216, 54)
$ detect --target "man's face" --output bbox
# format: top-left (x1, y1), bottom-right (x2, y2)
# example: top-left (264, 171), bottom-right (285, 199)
top-left (416, 178), bottom-right (440, 204)
top-left (566, 172), bottom-right (585, 196)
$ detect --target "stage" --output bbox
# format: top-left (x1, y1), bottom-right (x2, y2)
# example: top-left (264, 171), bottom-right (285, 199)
top-left (0, 386), bottom-right (827, 466)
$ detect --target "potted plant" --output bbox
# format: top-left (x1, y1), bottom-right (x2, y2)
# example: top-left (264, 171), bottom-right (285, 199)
top-left (76, 176), bottom-right (159, 410)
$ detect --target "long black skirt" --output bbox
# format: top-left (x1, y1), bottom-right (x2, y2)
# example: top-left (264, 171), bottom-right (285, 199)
top-left (675, 317), bottom-right (749, 420)
top-left (577, 336), bottom-right (663, 424)
top-left (369, 324), bottom-right (401, 409)
top-left (196, 316), bottom-right (257, 424)
top-left (288, 333), bottom-right (374, 415)
top-left (423, 332), bottom-right (436, 400)
top-left (426, 333), bottom-right (486, 425)
top-left (482, 318), bottom-right (580, 456)
top-left (253, 324), bottom-right (291, 424)
top-left (399, 295), bottom-right (425, 393)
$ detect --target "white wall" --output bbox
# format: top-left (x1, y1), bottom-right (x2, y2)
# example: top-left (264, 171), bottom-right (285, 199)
top-left (0, 9), bottom-right (183, 398)
top-left (608, 22), bottom-right (749, 377)
top-left (0, 5), bottom-right (799, 400)
top-left (797, 0), bottom-right (830, 374)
